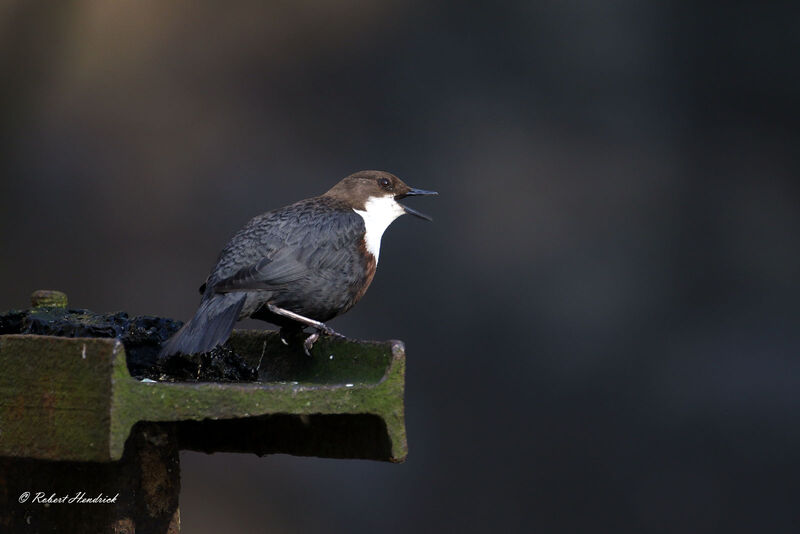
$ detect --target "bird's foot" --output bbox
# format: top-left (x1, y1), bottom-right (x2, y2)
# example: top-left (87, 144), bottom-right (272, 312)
top-left (318, 323), bottom-right (346, 339)
top-left (267, 304), bottom-right (346, 351)
top-left (302, 323), bottom-right (347, 356)
top-left (303, 332), bottom-right (320, 356)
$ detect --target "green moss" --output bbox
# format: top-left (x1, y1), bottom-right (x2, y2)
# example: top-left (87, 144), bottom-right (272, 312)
top-left (0, 335), bottom-right (113, 461)
top-left (228, 330), bottom-right (393, 384)
top-left (2, 331), bottom-right (407, 463)
top-left (110, 332), bottom-right (407, 462)
top-left (30, 290), bottom-right (68, 309)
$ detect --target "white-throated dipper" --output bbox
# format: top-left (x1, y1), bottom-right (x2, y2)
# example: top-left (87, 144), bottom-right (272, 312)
top-left (160, 170), bottom-right (437, 357)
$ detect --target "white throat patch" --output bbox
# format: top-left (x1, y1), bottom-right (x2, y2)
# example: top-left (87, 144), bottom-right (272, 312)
top-left (353, 195), bottom-right (405, 263)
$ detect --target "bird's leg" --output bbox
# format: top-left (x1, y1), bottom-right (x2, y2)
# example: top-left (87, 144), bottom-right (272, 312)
top-left (267, 304), bottom-right (345, 337)
top-left (267, 304), bottom-right (346, 355)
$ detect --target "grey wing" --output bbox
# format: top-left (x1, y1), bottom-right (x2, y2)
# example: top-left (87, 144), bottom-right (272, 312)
top-left (201, 211), bottom-right (288, 295)
top-left (207, 205), bottom-right (364, 294)
top-left (212, 248), bottom-right (308, 293)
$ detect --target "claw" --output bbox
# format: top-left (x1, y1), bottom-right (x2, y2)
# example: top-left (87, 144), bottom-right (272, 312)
top-left (319, 324), bottom-right (346, 339)
top-left (303, 332), bottom-right (320, 356)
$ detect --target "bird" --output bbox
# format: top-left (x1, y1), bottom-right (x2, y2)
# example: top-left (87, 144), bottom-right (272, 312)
top-left (160, 170), bottom-right (437, 357)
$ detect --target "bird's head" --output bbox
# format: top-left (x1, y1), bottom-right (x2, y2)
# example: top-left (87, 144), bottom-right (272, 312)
top-left (324, 170), bottom-right (438, 221)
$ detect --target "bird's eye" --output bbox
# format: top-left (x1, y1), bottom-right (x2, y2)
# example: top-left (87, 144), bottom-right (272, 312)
top-left (378, 177), bottom-right (392, 190)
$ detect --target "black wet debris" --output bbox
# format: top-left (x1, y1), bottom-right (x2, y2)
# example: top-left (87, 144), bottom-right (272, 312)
top-left (0, 307), bottom-right (257, 382)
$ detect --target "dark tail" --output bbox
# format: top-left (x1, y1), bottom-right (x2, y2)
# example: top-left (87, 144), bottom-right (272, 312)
top-left (159, 293), bottom-right (246, 357)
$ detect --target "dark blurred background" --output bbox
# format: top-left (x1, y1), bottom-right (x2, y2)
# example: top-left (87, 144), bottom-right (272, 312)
top-left (2, 1), bottom-right (799, 532)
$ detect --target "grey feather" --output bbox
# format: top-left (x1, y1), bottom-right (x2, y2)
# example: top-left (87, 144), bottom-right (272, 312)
top-left (159, 293), bottom-right (246, 357)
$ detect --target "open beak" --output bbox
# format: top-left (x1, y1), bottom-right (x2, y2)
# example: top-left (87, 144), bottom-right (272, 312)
top-left (396, 188), bottom-right (438, 221)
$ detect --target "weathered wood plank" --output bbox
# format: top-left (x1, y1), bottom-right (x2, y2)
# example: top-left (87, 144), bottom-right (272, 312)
top-left (0, 336), bottom-right (114, 461)
top-left (0, 332), bottom-right (407, 463)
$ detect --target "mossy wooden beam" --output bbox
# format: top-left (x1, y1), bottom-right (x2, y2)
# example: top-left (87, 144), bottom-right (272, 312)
top-left (0, 332), bottom-right (407, 463)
